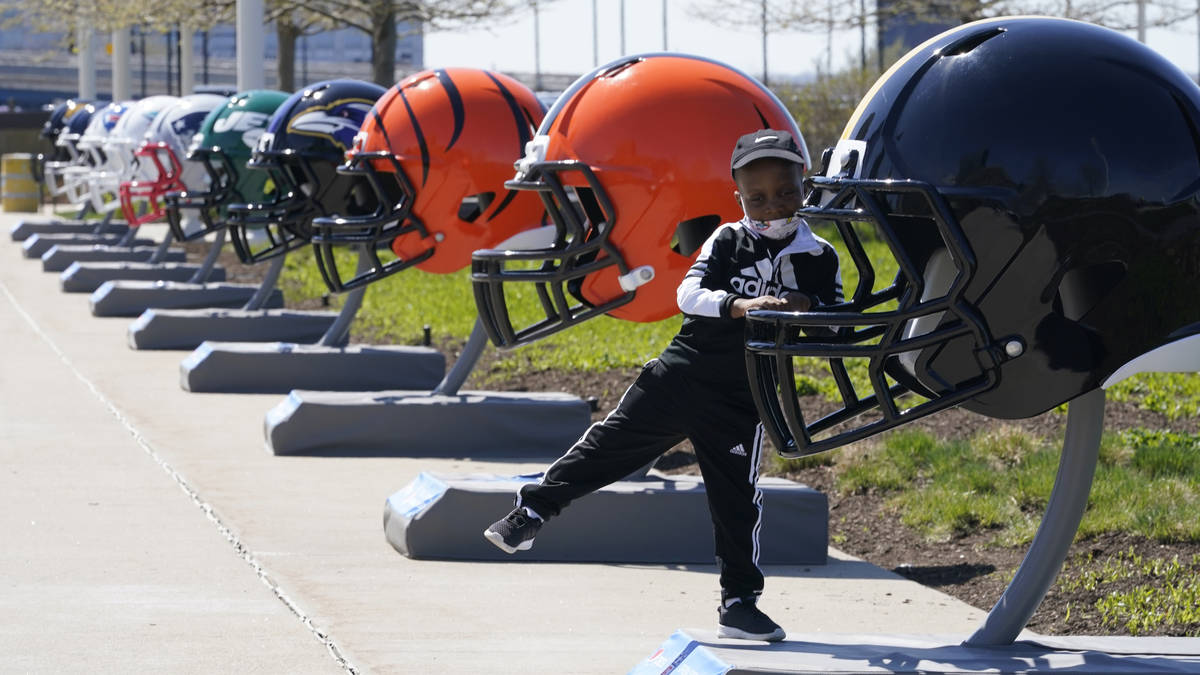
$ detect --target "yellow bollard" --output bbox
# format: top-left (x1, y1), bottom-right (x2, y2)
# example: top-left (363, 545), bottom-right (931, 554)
top-left (2, 153), bottom-right (40, 212)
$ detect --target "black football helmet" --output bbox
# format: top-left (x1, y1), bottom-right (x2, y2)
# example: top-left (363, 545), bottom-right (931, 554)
top-left (746, 17), bottom-right (1200, 457)
top-left (226, 79), bottom-right (386, 264)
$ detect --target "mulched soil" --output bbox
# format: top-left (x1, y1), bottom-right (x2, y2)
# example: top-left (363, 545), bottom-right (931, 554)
top-left (456, 352), bottom-right (1200, 638)
top-left (188, 242), bottom-right (1200, 638)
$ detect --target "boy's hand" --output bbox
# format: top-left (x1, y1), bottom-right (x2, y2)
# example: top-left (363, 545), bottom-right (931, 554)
top-left (731, 293), bottom-right (811, 319)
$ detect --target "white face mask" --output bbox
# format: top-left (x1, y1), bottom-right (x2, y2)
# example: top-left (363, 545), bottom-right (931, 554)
top-left (741, 200), bottom-right (801, 240)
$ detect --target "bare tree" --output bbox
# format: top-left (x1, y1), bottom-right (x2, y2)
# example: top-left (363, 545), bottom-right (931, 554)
top-left (692, 0), bottom-right (1200, 76)
top-left (275, 0), bottom-right (525, 86)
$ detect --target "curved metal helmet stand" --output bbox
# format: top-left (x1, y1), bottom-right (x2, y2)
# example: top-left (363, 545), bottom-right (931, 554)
top-left (966, 387), bottom-right (1106, 646)
top-left (315, 248), bottom-right (372, 348)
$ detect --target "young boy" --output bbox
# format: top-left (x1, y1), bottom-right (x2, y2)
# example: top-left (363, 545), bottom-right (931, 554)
top-left (484, 129), bottom-right (841, 642)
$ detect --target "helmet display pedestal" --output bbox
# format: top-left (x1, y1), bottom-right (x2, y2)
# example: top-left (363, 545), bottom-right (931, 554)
top-left (178, 249), bottom-right (444, 394)
top-left (21, 211), bottom-right (151, 258)
top-left (263, 316), bottom-right (591, 457)
top-left (37, 223), bottom-right (187, 272)
top-left (383, 471), bottom-right (828, 565)
top-left (630, 389), bottom-right (1200, 672)
top-left (13, 208), bottom-right (133, 247)
top-left (60, 227), bottom-right (227, 295)
top-left (125, 253), bottom-right (327, 351)
top-left (84, 230), bottom-right (277, 317)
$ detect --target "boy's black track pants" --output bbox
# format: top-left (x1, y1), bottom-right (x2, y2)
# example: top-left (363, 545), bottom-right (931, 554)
top-left (518, 357), bottom-right (767, 601)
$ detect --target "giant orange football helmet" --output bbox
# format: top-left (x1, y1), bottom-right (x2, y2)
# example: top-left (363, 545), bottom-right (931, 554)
top-left (470, 53), bottom-right (808, 347)
top-left (310, 68), bottom-right (547, 292)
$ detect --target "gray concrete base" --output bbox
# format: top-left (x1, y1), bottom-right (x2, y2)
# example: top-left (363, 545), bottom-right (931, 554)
top-left (127, 308), bottom-right (339, 350)
top-left (23, 233), bottom-right (154, 258)
top-left (265, 389), bottom-right (593, 457)
top-left (630, 629), bottom-right (1200, 674)
top-left (90, 281), bottom-right (281, 317)
top-left (10, 218), bottom-right (127, 241)
top-left (41, 245), bottom-right (186, 272)
top-left (180, 341), bottom-right (446, 393)
top-left (384, 471), bottom-right (828, 564)
top-left (60, 261), bottom-right (227, 293)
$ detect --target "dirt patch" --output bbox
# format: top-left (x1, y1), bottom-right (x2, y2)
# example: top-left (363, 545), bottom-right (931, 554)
top-left (456, 359), bottom-right (1200, 637)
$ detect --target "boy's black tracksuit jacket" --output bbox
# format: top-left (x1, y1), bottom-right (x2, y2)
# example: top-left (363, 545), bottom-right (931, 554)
top-left (519, 218), bottom-right (841, 600)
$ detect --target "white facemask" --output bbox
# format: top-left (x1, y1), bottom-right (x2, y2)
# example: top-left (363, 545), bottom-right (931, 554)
top-left (740, 201), bottom-right (802, 240)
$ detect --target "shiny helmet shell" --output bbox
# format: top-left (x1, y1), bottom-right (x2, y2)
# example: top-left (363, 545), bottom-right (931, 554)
top-left (309, 67), bottom-right (547, 292)
top-left (162, 89), bottom-right (290, 241)
top-left (470, 53), bottom-right (807, 348)
top-left (119, 93), bottom-right (229, 228)
top-left (226, 79), bottom-right (386, 264)
top-left (745, 17), bottom-right (1200, 456)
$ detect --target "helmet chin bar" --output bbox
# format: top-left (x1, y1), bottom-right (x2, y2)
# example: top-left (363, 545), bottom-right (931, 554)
top-left (164, 149), bottom-right (239, 242)
top-left (310, 151), bottom-right (432, 293)
top-left (119, 143), bottom-right (185, 227)
top-left (226, 153), bottom-right (321, 264)
top-left (470, 159), bottom-right (632, 349)
top-left (744, 175), bottom-right (1003, 458)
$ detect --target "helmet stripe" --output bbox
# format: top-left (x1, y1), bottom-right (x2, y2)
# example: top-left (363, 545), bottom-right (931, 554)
top-left (483, 71), bottom-right (534, 160)
top-left (435, 69), bottom-right (466, 152)
top-left (488, 189), bottom-right (519, 222)
top-left (396, 87), bottom-right (431, 186)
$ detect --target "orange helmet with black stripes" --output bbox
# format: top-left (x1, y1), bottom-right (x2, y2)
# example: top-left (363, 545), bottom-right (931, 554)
top-left (469, 53), bottom-right (807, 348)
top-left (310, 68), bottom-right (547, 292)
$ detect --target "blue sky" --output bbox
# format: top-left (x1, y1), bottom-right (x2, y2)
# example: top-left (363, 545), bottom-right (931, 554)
top-left (423, 0), bottom-right (1200, 80)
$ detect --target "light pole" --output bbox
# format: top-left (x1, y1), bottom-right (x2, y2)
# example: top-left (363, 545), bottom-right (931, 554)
top-left (662, 0), bottom-right (668, 50)
top-left (76, 24), bottom-right (95, 99)
top-left (620, 0), bottom-right (626, 55)
top-left (112, 27), bottom-right (131, 101)
top-left (533, 2), bottom-right (543, 90)
top-left (761, 0), bottom-right (768, 85)
top-left (236, 0), bottom-right (266, 90)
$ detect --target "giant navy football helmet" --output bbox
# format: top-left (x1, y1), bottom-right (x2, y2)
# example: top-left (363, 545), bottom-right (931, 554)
top-left (470, 53), bottom-right (807, 347)
top-left (310, 68), bottom-right (547, 292)
top-left (745, 17), bottom-right (1200, 457)
top-left (226, 79), bottom-right (386, 263)
top-left (163, 89), bottom-right (290, 242)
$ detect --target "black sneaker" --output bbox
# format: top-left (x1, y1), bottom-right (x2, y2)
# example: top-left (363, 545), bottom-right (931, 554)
top-left (717, 599), bottom-right (786, 642)
top-left (483, 507), bottom-right (542, 553)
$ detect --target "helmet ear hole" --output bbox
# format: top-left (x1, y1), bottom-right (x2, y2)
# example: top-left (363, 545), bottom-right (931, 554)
top-left (671, 214), bottom-right (721, 256)
top-left (458, 192), bottom-right (495, 222)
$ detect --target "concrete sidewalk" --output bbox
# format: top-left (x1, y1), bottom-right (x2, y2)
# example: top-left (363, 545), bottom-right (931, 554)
top-left (0, 211), bottom-right (987, 674)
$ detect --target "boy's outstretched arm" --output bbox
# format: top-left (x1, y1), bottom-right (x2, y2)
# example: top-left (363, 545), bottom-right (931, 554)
top-left (729, 293), bottom-right (812, 319)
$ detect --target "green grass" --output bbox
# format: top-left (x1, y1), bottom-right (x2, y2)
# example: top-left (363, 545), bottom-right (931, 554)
top-left (830, 427), bottom-right (1200, 546)
top-left (1108, 373), bottom-right (1200, 421)
top-left (1060, 548), bottom-right (1200, 635)
top-left (278, 247), bottom-right (679, 372)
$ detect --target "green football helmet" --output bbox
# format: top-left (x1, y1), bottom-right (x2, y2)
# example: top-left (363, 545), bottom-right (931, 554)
top-left (164, 89), bottom-right (290, 241)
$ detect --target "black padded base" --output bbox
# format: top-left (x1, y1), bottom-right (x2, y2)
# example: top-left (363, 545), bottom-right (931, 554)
top-left (60, 261), bottom-right (227, 293)
top-left (41, 245), bottom-right (186, 272)
top-left (89, 281), bottom-right (280, 317)
top-left (265, 390), bottom-right (593, 457)
top-left (10, 218), bottom-right (127, 241)
top-left (630, 630), bottom-right (1200, 674)
top-left (127, 308), bottom-right (339, 350)
top-left (23, 233), bottom-right (153, 258)
top-left (180, 341), bottom-right (446, 393)
top-left (383, 471), bottom-right (828, 564)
